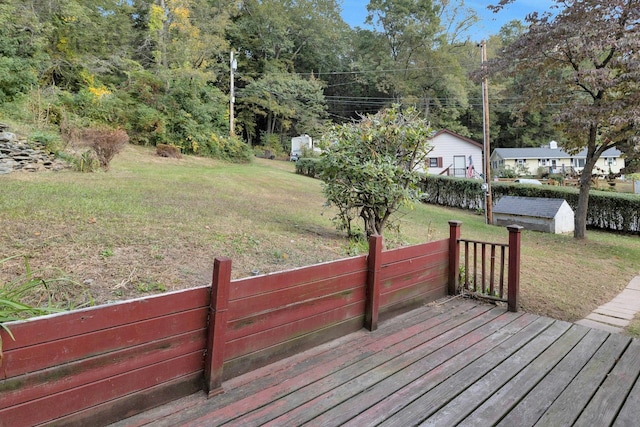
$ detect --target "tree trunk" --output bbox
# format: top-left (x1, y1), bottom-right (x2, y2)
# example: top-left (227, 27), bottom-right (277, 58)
top-left (574, 172), bottom-right (591, 239)
top-left (361, 208), bottom-right (380, 237)
top-left (574, 127), bottom-right (600, 239)
top-left (267, 112), bottom-right (273, 137)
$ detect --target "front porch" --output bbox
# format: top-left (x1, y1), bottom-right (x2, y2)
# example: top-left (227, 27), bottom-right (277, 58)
top-left (112, 298), bottom-right (640, 426)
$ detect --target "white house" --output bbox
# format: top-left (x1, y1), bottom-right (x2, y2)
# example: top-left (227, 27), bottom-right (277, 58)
top-left (490, 142), bottom-right (625, 177)
top-left (422, 130), bottom-right (483, 178)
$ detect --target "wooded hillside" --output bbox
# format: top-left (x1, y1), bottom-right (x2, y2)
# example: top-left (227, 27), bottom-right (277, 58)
top-left (0, 0), bottom-right (567, 156)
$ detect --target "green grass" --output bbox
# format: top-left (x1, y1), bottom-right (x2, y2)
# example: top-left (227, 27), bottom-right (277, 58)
top-left (1, 145), bottom-right (639, 331)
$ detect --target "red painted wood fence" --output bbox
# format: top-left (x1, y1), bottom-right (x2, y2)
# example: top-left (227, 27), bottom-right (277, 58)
top-left (0, 222), bottom-right (515, 426)
top-left (449, 221), bottom-right (522, 312)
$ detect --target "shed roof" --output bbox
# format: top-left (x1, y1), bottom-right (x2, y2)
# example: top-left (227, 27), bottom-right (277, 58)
top-left (493, 196), bottom-right (569, 219)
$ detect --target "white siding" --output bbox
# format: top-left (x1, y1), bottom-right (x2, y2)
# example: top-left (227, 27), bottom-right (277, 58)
top-left (554, 203), bottom-right (575, 234)
top-left (422, 132), bottom-right (483, 177)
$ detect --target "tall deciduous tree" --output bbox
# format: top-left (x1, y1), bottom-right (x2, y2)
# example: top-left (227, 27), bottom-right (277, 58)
top-left (359, 0), bottom-right (477, 132)
top-left (0, 1), bottom-right (43, 101)
top-left (229, 0), bottom-right (343, 142)
top-left (365, 0), bottom-right (441, 100)
top-left (486, 0), bottom-right (640, 239)
top-left (238, 71), bottom-right (327, 143)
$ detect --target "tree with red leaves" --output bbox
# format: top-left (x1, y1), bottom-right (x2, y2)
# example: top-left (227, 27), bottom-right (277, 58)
top-left (485, 0), bottom-right (640, 238)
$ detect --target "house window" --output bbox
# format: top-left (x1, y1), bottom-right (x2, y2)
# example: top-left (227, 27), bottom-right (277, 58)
top-left (428, 157), bottom-right (443, 168)
top-left (516, 159), bottom-right (525, 165)
top-left (539, 159), bottom-right (548, 166)
top-left (606, 158), bottom-right (616, 166)
top-left (573, 158), bottom-right (585, 168)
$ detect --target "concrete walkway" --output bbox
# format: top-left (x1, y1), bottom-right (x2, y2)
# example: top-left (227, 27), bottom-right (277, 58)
top-left (575, 276), bottom-right (640, 334)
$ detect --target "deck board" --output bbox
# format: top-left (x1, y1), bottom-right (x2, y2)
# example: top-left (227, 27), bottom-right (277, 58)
top-left (110, 298), bottom-right (640, 427)
top-left (268, 308), bottom-right (510, 427)
top-left (495, 328), bottom-right (610, 427)
top-left (574, 340), bottom-right (640, 426)
top-left (205, 304), bottom-right (495, 426)
top-left (341, 313), bottom-right (544, 427)
top-left (385, 319), bottom-right (575, 426)
top-left (310, 311), bottom-right (531, 426)
top-left (534, 333), bottom-right (631, 427)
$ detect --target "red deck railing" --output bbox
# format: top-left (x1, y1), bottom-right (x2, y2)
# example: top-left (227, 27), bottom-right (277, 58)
top-left (448, 221), bottom-right (522, 312)
top-left (0, 221), bottom-right (519, 426)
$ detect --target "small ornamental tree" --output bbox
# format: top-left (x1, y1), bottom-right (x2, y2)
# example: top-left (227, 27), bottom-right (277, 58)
top-left (486, 0), bottom-right (640, 239)
top-left (319, 105), bottom-right (433, 238)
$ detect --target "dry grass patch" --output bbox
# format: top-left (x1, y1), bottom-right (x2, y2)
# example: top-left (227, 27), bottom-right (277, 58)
top-left (0, 146), bottom-right (346, 304)
top-left (1, 145), bottom-right (638, 325)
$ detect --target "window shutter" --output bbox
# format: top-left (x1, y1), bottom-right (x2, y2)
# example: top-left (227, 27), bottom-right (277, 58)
top-left (438, 157), bottom-right (443, 168)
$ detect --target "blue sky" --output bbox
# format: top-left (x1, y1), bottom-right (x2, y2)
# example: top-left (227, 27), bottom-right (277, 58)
top-left (341, 0), bottom-right (557, 41)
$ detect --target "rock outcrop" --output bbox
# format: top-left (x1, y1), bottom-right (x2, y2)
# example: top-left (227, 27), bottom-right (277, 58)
top-left (0, 123), bottom-right (68, 174)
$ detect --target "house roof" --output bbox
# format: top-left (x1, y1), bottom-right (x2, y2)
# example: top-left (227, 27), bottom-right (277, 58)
top-left (432, 129), bottom-right (483, 149)
top-left (492, 146), bottom-right (622, 160)
top-left (493, 196), bottom-right (570, 219)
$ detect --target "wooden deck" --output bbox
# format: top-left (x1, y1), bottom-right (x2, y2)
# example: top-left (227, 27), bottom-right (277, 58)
top-left (111, 298), bottom-right (640, 427)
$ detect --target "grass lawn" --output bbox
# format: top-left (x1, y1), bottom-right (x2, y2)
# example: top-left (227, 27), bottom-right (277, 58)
top-left (1, 145), bottom-right (639, 329)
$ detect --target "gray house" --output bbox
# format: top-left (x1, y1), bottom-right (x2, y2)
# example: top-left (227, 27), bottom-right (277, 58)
top-left (493, 196), bottom-right (574, 234)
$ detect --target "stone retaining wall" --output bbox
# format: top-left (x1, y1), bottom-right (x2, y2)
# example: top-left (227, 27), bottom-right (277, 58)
top-left (0, 124), bottom-right (68, 174)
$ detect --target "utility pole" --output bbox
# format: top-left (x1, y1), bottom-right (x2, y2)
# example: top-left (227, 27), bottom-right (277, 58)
top-left (230, 51), bottom-right (237, 137)
top-left (481, 40), bottom-right (493, 225)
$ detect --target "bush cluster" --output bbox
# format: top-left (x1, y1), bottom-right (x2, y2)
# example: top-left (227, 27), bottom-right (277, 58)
top-left (4, 69), bottom-right (254, 164)
top-left (201, 134), bottom-right (253, 163)
top-left (156, 144), bottom-right (182, 159)
top-left (295, 158), bottom-right (322, 177)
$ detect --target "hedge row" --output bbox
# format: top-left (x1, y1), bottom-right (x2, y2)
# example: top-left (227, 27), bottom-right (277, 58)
top-left (294, 158), bottom-right (322, 178)
top-left (420, 175), bottom-right (640, 234)
top-left (420, 176), bottom-right (485, 211)
top-left (296, 164), bottom-right (640, 234)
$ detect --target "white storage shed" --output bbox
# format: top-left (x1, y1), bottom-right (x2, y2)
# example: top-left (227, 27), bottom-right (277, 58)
top-left (493, 196), bottom-right (574, 234)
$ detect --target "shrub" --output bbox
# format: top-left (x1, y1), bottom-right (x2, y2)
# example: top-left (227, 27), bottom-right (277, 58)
top-left (126, 104), bottom-right (167, 146)
top-left (57, 150), bottom-right (100, 173)
top-left (28, 130), bottom-right (62, 152)
top-left (497, 166), bottom-right (517, 178)
top-left (420, 175), bottom-right (484, 210)
top-left (78, 128), bottom-right (129, 170)
top-left (156, 143), bottom-right (182, 159)
top-left (202, 134), bottom-right (252, 163)
top-left (295, 158), bottom-right (322, 177)
top-left (300, 145), bottom-right (320, 159)
top-left (61, 120), bottom-right (130, 171)
top-left (319, 105), bottom-right (433, 237)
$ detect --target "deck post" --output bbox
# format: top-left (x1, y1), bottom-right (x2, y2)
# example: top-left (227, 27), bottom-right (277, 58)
top-left (448, 221), bottom-right (462, 295)
top-left (507, 225), bottom-right (523, 312)
top-left (365, 234), bottom-right (383, 331)
top-left (204, 257), bottom-right (232, 397)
